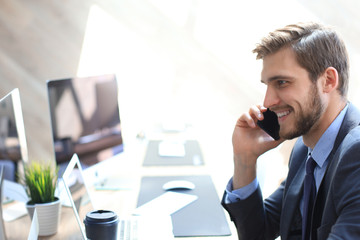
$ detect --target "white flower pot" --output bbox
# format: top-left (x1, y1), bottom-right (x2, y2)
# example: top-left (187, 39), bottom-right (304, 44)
top-left (26, 198), bottom-right (61, 236)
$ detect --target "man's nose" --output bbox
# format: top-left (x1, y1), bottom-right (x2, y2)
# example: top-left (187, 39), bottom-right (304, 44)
top-left (263, 86), bottom-right (280, 108)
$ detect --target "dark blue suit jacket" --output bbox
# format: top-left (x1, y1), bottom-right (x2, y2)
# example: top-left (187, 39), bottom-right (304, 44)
top-left (222, 103), bottom-right (360, 240)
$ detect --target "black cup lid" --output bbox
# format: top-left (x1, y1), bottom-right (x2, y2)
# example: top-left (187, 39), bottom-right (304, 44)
top-left (85, 210), bottom-right (118, 223)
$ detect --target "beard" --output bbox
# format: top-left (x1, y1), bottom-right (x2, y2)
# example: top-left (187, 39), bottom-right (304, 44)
top-left (281, 84), bottom-right (325, 140)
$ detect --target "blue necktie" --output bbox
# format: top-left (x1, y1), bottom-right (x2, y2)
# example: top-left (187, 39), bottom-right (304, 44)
top-left (302, 156), bottom-right (317, 240)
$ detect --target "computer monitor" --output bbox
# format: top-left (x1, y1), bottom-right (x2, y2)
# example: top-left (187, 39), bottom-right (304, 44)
top-left (0, 88), bottom-right (29, 182)
top-left (47, 74), bottom-right (125, 187)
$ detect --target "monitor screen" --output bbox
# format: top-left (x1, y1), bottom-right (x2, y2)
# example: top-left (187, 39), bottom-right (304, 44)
top-left (47, 74), bottom-right (123, 168)
top-left (0, 88), bottom-right (28, 181)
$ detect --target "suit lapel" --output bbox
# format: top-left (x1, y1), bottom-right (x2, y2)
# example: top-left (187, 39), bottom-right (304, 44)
top-left (281, 163), bottom-right (305, 239)
top-left (281, 141), bottom-right (308, 239)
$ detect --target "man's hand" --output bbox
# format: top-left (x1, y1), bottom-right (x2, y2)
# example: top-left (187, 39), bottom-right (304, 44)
top-left (232, 105), bottom-right (283, 190)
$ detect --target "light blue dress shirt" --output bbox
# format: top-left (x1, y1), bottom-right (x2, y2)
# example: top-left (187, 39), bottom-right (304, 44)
top-left (225, 104), bottom-right (349, 204)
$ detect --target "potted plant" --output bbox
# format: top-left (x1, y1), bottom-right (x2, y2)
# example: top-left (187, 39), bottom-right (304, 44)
top-left (23, 161), bottom-right (61, 236)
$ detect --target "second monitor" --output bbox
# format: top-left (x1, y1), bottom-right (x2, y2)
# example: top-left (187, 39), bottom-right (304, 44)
top-left (47, 74), bottom-right (123, 170)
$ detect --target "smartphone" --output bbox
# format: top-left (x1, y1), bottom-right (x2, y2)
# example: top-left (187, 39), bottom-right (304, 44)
top-left (257, 109), bottom-right (280, 140)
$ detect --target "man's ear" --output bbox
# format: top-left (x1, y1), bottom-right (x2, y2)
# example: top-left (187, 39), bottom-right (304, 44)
top-left (322, 67), bottom-right (339, 93)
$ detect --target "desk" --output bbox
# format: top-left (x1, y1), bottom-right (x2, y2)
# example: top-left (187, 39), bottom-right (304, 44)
top-left (3, 134), bottom-right (238, 239)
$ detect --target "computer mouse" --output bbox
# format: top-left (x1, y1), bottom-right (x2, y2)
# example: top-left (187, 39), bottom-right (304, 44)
top-left (162, 180), bottom-right (195, 191)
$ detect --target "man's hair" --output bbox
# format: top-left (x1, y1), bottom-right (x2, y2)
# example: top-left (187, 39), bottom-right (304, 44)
top-left (253, 22), bottom-right (349, 97)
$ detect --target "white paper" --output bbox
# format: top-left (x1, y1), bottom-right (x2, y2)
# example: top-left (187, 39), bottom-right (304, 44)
top-left (3, 201), bottom-right (27, 222)
top-left (133, 191), bottom-right (198, 216)
top-left (3, 180), bottom-right (29, 203)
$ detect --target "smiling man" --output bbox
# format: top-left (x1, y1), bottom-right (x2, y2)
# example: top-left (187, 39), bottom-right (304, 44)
top-left (222, 22), bottom-right (360, 240)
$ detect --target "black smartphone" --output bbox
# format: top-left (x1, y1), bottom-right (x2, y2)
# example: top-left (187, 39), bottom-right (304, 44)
top-left (257, 109), bottom-right (280, 140)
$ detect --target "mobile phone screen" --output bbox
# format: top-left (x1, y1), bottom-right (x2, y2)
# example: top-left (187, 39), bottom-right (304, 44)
top-left (257, 109), bottom-right (280, 140)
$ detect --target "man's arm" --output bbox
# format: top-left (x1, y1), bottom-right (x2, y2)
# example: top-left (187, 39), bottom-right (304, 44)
top-left (223, 105), bottom-right (284, 239)
top-left (225, 177), bottom-right (259, 203)
top-left (222, 180), bottom-right (285, 239)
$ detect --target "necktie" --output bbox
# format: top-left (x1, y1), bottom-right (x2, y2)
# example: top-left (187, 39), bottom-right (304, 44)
top-left (302, 156), bottom-right (317, 240)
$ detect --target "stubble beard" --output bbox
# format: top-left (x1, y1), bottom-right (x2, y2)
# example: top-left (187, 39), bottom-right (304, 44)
top-left (281, 84), bottom-right (325, 140)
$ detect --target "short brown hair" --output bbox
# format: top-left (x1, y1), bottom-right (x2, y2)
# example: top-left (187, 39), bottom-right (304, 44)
top-left (253, 22), bottom-right (349, 97)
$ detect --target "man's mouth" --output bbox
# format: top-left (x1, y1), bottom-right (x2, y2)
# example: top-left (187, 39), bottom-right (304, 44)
top-left (275, 110), bottom-right (291, 119)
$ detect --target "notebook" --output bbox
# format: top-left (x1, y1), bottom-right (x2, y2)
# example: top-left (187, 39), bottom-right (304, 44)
top-left (60, 153), bottom-right (94, 239)
top-left (27, 209), bottom-right (39, 240)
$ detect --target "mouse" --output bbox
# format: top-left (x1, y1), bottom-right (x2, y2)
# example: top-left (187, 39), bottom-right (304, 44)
top-left (162, 180), bottom-right (195, 191)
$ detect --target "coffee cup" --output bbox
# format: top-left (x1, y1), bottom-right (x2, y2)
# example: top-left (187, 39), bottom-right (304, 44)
top-left (83, 210), bottom-right (119, 240)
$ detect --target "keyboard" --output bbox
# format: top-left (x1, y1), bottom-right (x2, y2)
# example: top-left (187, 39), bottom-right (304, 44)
top-left (119, 218), bottom-right (138, 240)
top-left (118, 215), bottom-right (174, 240)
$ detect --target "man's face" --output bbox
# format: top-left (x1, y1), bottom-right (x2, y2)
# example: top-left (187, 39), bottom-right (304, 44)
top-left (261, 47), bottom-right (325, 140)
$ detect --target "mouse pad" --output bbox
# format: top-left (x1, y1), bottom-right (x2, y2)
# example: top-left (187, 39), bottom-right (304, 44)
top-left (142, 140), bottom-right (204, 166)
top-left (137, 175), bottom-right (232, 237)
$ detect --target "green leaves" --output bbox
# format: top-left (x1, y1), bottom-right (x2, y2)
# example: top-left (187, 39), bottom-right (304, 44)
top-left (24, 161), bottom-right (59, 204)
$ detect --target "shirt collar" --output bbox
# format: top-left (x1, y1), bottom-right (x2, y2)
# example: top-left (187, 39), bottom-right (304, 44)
top-left (308, 103), bottom-right (349, 167)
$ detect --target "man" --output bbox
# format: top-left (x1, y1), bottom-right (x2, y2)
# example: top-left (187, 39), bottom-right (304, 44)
top-left (222, 22), bottom-right (360, 240)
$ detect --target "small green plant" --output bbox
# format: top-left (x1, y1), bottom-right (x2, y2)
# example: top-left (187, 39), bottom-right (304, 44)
top-left (24, 161), bottom-right (59, 204)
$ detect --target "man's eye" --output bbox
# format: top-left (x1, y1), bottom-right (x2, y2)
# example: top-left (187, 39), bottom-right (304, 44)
top-left (277, 80), bottom-right (288, 87)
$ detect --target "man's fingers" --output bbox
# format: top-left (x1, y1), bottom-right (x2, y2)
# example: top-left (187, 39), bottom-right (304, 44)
top-left (250, 105), bottom-right (264, 121)
top-left (237, 105), bottom-right (268, 128)
top-left (237, 112), bottom-right (256, 128)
